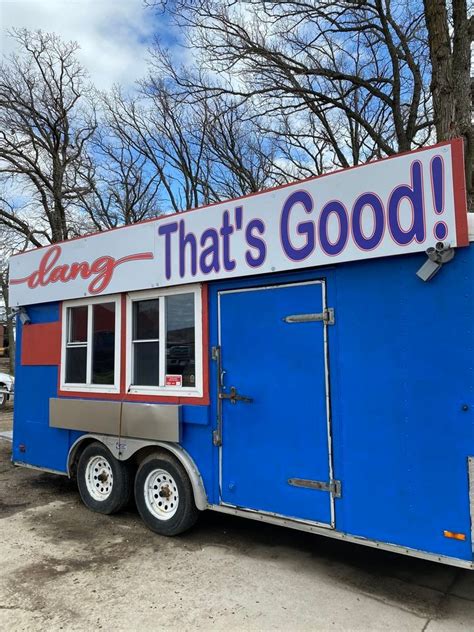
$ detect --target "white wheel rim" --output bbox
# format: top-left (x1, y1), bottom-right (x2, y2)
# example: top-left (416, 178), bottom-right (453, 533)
top-left (0, 393), bottom-right (5, 405)
top-left (144, 469), bottom-right (179, 521)
top-left (85, 455), bottom-right (114, 501)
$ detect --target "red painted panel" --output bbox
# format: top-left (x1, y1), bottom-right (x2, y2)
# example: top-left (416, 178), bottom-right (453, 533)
top-left (22, 322), bottom-right (61, 366)
top-left (451, 137), bottom-right (469, 247)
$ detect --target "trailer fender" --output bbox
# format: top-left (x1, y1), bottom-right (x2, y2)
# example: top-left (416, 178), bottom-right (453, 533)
top-left (67, 434), bottom-right (208, 511)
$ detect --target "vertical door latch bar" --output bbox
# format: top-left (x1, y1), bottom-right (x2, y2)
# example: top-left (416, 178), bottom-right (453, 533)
top-left (211, 345), bottom-right (223, 447)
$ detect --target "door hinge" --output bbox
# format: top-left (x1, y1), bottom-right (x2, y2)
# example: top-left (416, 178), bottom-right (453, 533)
top-left (288, 477), bottom-right (342, 498)
top-left (331, 480), bottom-right (342, 498)
top-left (283, 308), bottom-right (335, 325)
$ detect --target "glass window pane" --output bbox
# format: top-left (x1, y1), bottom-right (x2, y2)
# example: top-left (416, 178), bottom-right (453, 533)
top-left (65, 346), bottom-right (87, 383)
top-left (92, 303), bottom-right (115, 385)
top-left (68, 306), bottom-right (88, 343)
top-left (133, 299), bottom-right (159, 340)
top-left (133, 341), bottom-right (159, 386)
top-left (166, 293), bottom-right (195, 388)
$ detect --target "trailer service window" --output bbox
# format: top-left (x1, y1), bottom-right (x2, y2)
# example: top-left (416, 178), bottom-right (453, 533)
top-left (61, 295), bottom-right (121, 392)
top-left (130, 292), bottom-right (195, 388)
top-left (60, 287), bottom-right (202, 397)
top-left (127, 286), bottom-right (202, 397)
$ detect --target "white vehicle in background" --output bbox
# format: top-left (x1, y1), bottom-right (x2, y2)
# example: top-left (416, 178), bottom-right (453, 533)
top-left (0, 372), bottom-right (14, 409)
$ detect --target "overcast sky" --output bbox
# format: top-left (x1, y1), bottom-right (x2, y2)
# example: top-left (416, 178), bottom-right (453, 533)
top-left (0, 0), bottom-right (158, 89)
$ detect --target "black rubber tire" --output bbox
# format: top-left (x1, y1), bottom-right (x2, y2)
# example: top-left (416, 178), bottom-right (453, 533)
top-left (134, 452), bottom-right (199, 536)
top-left (77, 442), bottom-right (133, 515)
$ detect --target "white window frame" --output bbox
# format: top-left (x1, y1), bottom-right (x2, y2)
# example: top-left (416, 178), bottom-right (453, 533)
top-left (126, 284), bottom-right (203, 398)
top-left (60, 294), bottom-right (121, 394)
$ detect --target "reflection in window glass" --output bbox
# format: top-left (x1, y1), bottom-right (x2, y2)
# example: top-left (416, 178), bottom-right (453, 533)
top-left (65, 306), bottom-right (88, 383)
top-left (66, 346), bottom-right (87, 383)
top-left (132, 299), bottom-right (160, 386)
top-left (92, 303), bottom-right (115, 384)
top-left (68, 305), bottom-right (88, 342)
top-left (166, 293), bottom-right (195, 387)
top-left (134, 341), bottom-right (159, 386)
top-left (133, 299), bottom-right (159, 340)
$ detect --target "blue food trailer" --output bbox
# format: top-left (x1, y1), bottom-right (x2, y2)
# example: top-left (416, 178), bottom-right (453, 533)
top-left (8, 139), bottom-right (474, 567)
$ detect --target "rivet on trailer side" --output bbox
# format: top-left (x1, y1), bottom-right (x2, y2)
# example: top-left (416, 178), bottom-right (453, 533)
top-left (9, 138), bottom-right (474, 568)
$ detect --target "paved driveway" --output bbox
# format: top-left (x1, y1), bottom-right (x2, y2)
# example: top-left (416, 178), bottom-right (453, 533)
top-left (1, 426), bottom-right (474, 630)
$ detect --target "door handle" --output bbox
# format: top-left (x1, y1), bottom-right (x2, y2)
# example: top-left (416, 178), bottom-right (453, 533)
top-left (220, 369), bottom-right (226, 386)
top-left (219, 386), bottom-right (253, 405)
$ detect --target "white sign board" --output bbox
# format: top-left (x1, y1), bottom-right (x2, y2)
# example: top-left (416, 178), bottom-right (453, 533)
top-left (9, 140), bottom-right (469, 306)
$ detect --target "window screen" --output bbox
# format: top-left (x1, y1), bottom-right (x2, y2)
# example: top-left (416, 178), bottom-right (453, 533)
top-left (65, 305), bottom-right (88, 383)
top-left (131, 292), bottom-right (197, 389)
top-left (64, 300), bottom-right (118, 387)
top-left (132, 299), bottom-right (160, 386)
top-left (92, 302), bottom-right (115, 385)
top-left (166, 293), bottom-right (195, 387)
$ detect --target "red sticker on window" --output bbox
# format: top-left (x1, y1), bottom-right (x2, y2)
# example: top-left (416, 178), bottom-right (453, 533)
top-left (165, 374), bottom-right (183, 387)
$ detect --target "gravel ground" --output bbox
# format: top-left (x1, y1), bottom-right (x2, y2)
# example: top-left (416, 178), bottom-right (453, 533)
top-left (1, 408), bottom-right (474, 631)
top-left (0, 400), bottom-right (13, 433)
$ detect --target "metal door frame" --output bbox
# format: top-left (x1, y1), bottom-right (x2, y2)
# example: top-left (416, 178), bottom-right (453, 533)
top-left (216, 278), bottom-right (337, 529)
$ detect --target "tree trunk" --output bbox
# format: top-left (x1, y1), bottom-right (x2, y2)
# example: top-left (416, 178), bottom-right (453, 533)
top-left (452, 0), bottom-right (473, 211)
top-left (424, 0), bottom-right (473, 211)
top-left (423, 0), bottom-right (454, 138)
